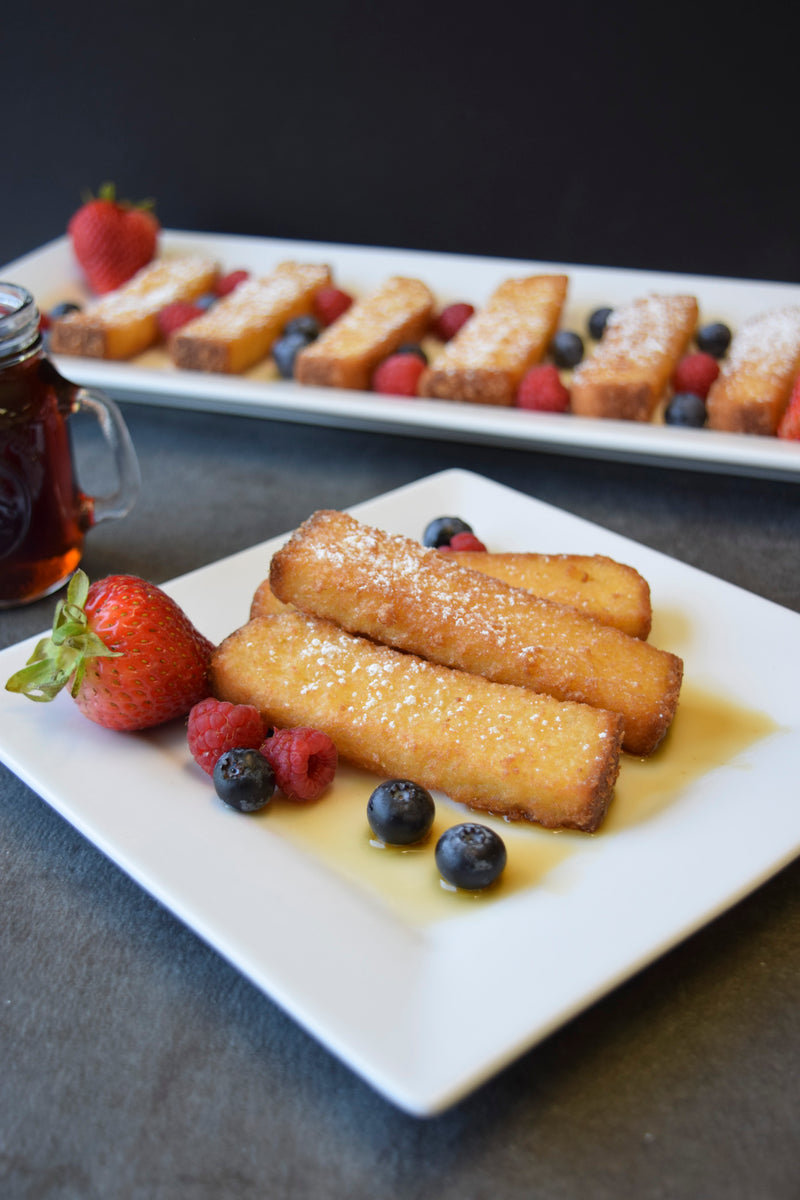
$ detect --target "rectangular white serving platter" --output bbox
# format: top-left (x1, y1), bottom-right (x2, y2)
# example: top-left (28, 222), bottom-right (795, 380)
top-left (1, 469), bottom-right (799, 1115)
top-left (3, 231), bottom-right (800, 481)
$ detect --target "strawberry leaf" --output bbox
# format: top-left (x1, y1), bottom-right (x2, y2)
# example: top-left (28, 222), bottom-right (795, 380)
top-left (5, 570), bottom-right (121, 703)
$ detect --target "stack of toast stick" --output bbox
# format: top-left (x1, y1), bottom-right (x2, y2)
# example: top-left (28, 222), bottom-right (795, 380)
top-left (211, 510), bottom-right (684, 833)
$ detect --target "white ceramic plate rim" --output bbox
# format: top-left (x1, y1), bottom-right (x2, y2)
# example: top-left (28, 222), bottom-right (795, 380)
top-left (1, 469), bottom-right (799, 1116)
top-left (4, 232), bottom-right (800, 481)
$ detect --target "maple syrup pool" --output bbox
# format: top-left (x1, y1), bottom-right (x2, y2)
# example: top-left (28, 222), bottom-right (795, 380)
top-left (238, 683), bottom-right (779, 925)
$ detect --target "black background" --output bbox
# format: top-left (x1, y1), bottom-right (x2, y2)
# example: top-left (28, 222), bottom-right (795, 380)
top-left (4, 3), bottom-right (800, 282)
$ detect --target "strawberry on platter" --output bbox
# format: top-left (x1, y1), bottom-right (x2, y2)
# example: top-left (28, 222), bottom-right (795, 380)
top-left (68, 183), bottom-right (160, 295)
top-left (6, 570), bottom-right (214, 731)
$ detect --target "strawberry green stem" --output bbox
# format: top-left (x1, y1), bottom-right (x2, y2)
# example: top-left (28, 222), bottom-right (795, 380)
top-left (5, 570), bottom-right (120, 703)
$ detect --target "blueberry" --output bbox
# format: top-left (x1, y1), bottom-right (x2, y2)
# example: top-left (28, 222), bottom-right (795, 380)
top-left (696, 322), bottom-right (732, 359)
top-left (213, 748), bottom-right (275, 813)
top-left (550, 330), bottom-right (584, 368)
top-left (396, 342), bottom-right (428, 364)
top-left (435, 823), bottom-right (507, 891)
top-left (588, 306), bottom-right (613, 340)
top-left (367, 779), bottom-right (435, 845)
top-left (422, 516), bottom-right (473, 548)
top-left (49, 301), bottom-right (82, 319)
top-left (273, 329), bottom-right (314, 378)
top-left (194, 291), bottom-right (217, 311)
top-left (284, 314), bottom-right (321, 341)
top-left (664, 392), bottom-right (707, 428)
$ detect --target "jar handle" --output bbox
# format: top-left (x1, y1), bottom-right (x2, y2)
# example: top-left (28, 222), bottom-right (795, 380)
top-left (73, 387), bottom-right (141, 524)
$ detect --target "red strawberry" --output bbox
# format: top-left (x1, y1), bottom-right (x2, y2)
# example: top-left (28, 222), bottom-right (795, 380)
top-left (5, 570), bottom-right (214, 731)
top-left (68, 183), bottom-right (159, 294)
top-left (777, 374), bottom-right (800, 440)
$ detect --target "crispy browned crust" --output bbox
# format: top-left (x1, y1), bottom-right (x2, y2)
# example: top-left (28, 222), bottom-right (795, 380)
top-left (169, 262), bottom-right (331, 374)
top-left (294, 276), bottom-right (434, 390)
top-left (570, 294), bottom-right (698, 421)
top-left (49, 256), bottom-right (218, 360)
top-left (211, 611), bottom-right (623, 832)
top-left (269, 510), bottom-right (683, 756)
top-left (706, 307), bottom-right (800, 435)
top-left (419, 275), bottom-right (568, 406)
top-left (252, 550), bottom-right (652, 639)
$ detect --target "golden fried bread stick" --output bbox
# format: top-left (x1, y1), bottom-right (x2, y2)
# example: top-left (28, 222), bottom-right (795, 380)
top-left (706, 307), bottom-right (800, 435)
top-left (50, 256), bottom-right (218, 360)
top-left (211, 611), bottom-right (623, 832)
top-left (419, 275), bottom-right (568, 406)
top-left (169, 261), bottom-right (331, 374)
top-left (251, 550), bottom-right (652, 639)
top-left (294, 276), bottom-right (434, 390)
top-left (269, 511), bottom-right (683, 756)
top-left (570, 294), bottom-right (698, 421)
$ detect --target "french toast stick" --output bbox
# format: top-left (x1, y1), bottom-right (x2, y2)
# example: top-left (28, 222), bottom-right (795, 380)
top-left (706, 307), bottom-right (800, 434)
top-left (294, 276), bottom-right (434, 390)
top-left (251, 551), bottom-right (652, 639)
top-left (419, 274), bottom-right (568, 406)
top-left (269, 511), bottom-right (683, 756)
top-left (211, 611), bottom-right (623, 832)
top-left (49, 256), bottom-right (218, 360)
top-left (570, 294), bottom-right (698, 421)
top-left (169, 261), bottom-right (331, 374)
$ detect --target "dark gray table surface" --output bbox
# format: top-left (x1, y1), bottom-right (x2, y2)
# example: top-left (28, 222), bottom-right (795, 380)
top-left (2, 400), bottom-right (798, 1200)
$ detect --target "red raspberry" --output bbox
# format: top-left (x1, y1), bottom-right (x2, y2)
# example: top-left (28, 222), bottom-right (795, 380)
top-left (188, 697), bottom-right (266, 776)
top-left (158, 301), bottom-right (204, 339)
top-left (313, 286), bottom-right (353, 326)
top-left (261, 727), bottom-right (338, 802)
top-left (777, 374), bottom-right (800, 440)
top-left (439, 531), bottom-right (488, 552)
top-left (432, 303), bottom-right (475, 341)
top-left (671, 352), bottom-right (720, 399)
top-left (38, 312), bottom-right (52, 332)
top-left (372, 353), bottom-right (425, 396)
top-left (215, 269), bottom-right (249, 297)
top-left (516, 364), bottom-right (570, 412)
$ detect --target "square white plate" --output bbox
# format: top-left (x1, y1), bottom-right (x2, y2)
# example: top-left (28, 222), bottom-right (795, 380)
top-left (1, 469), bottom-right (799, 1115)
top-left (3, 232), bottom-right (800, 481)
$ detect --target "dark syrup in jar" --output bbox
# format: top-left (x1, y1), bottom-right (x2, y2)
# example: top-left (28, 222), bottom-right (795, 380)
top-left (0, 302), bottom-right (94, 606)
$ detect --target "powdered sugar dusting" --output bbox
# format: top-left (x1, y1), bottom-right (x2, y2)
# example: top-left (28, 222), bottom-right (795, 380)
top-left (73, 256), bottom-right (217, 322)
top-left (300, 277), bottom-right (432, 359)
top-left (719, 306), bottom-right (800, 381)
top-left (177, 263), bottom-right (329, 339)
top-left (431, 276), bottom-right (567, 370)
top-left (573, 294), bottom-right (696, 379)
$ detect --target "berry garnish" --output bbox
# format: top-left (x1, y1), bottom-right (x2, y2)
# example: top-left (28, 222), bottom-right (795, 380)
top-left (367, 779), bottom-right (436, 845)
top-left (68, 183), bottom-right (159, 294)
top-left (588, 307), bottom-right (613, 339)
top-left (664, 392), bottom-right (707, 428)
top-left (215, 269), bottom-right (249, 297)
top-left (284, 314), bottom-right (321, 341)
top-left (187, 697), bottom-right (266, 776)
top-left (431, 303), bottom-right (474, 341)
top-left (313, 286), bottom-right (353, 326)
top-left (49, 301), bottom-right (82, 320)
top-left (439, 531), bottom-right (488, 552)
top-left (422, 516), bottom-right (473, 548)
top-left (372, 353), bottom-right (425, 396)
top-left (396, 342), bottom-right (428, 363)
top-left (194, 291), bottom-right (217, 311)
top-left (213, 748), bottom-right (275, 813)
top-left (158, 301), bottom-right (205, 339)
top-left (435, 823), bottom-right (507, 890)
top-left (777, 374), bottom-right (800, 440)
top-left (696, 321), bottom-right (732, 358)
top-left (273, 329), bottom-right (315, 378)
top-left (261, 727), bottom-right (338, 802)
top-left (671, 352), bottom-right (719, 399)
top-left (6, 570), bottom-right (213, 732)
top-left (516, 364), bottom-right (570, 412)
top-left (550, 330), bottom-right (584, 368)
